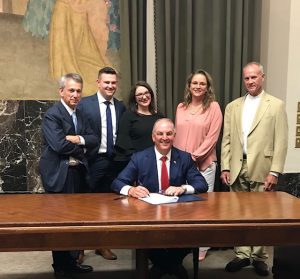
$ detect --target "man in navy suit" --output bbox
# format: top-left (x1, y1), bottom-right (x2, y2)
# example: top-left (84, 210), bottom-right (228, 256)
top-left (39, 73), bottom-right (97, 278)
top-left (77, 67), bottom-right (125, 260)
top-left (112, 118), bottom-right (208, 279)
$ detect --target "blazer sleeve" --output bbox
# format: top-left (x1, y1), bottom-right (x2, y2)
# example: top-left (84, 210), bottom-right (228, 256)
top-left (79, 114), bottom-right (99, 151)
top-left (111, 153), bottom-right (139, 193)
top-left (42, 111), bottom-right (84, 158)
top-left (270, 101), bottom-right (288, 173)
top-left (220, 103), bottom-right (232, 172)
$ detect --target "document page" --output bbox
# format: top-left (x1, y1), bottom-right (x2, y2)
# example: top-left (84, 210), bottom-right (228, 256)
top-left (139, 193), bottom-right (179, 205)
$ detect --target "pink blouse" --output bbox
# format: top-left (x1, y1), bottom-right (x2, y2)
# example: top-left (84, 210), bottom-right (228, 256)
top-left (174, 101), bottom-right (223, 171)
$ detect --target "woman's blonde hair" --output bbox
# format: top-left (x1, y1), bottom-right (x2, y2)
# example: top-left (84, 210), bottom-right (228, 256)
top-left (183, 69), bottom-right (215, 111)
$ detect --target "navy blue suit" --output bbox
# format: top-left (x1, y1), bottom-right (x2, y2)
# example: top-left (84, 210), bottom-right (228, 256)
top-left (78, 93), bottom-right (126, 192)
top-left (112, 146), bottom-right (208, 194)
top-left (40, 101), bottom-right (98, 193)
top-left (77, 93), bottom-right (126, 161)
top-left (112, 146), bottom-right (208, 275)
top-left (39, 101), bottom-right (98, 272)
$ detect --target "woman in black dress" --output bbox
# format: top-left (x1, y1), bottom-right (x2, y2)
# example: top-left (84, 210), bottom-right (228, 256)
top-left (114, 81), bottom-right (163, 172)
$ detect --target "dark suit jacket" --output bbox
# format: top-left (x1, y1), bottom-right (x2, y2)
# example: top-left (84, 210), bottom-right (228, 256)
top-left (111, 147), bottom-right (208, 193)
top-left (39, 102), bottom-right (98, 192)
top-left (77, 93), bottom-right (126, 161)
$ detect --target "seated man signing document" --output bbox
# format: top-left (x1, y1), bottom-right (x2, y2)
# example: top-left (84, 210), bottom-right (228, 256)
top-left (111, 118), bottom-right (208, 279)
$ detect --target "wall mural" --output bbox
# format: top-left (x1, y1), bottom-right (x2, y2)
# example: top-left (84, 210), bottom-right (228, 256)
top-left (22, 0), bottom-right (120, 95)
top-left (0, 0), bottom-right (121, 99)
top-left (0, 0), bottom-right (121, 192)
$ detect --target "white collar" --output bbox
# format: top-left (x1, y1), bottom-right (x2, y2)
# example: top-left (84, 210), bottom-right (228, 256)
top-left (97, 91), bottom-right (115, 105)
top-left (154, 146), bottom-right (171, 161)
top-left (60, 99), bottom-right (75, 116)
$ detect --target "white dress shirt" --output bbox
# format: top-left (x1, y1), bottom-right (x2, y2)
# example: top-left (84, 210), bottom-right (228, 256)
top-left (97, 92), bottom-right (117, 154)
top-left (242, 93), bottom-right (262, 154)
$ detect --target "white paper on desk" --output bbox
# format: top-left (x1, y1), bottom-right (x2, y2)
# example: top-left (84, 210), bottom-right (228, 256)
top-left (139, 193), bottom-right (179, 205)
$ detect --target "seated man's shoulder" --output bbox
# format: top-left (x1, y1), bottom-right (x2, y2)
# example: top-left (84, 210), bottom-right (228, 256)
top-left (133, 146), bottom-right (154, 158)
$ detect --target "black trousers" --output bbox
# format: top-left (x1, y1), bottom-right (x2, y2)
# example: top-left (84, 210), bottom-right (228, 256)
top-left (89, 155), bottom-right (116, 193)
top-left (148, 248), bottom-right (190, 272)
top-left (49, 165), bottom-right (87, 272)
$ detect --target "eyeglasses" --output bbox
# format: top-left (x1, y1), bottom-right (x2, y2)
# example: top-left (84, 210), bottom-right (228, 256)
top-left (135, 92), bottom-right (151, 98)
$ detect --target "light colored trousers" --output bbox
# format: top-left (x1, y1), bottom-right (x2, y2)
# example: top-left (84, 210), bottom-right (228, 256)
top-left (230, 160), bottom-right (268, 261)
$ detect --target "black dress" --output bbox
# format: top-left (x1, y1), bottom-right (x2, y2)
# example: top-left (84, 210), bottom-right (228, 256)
top-left (114, 111), bottom-right (163, 171)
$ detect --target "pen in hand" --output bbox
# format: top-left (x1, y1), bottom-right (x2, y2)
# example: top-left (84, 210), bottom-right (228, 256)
top-left (137, 180), bottom-right (150, 197)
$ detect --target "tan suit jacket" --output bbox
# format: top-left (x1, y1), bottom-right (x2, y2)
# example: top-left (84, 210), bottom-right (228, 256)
top-left (221, 91), bottom-right (288, 184)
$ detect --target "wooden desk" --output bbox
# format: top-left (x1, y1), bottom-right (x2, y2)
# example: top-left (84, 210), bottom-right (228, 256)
top-left (1, 192), bottom-right (300, 277)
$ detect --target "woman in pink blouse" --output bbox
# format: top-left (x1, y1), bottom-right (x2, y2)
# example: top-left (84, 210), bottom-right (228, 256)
top-left (174, 69), bottom-right (223, 261)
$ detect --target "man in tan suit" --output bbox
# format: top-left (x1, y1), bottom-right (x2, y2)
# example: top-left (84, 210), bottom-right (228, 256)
top-left (221, 62), bottom-right (288, 277)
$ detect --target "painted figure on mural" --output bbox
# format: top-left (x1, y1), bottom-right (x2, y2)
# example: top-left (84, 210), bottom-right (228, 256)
top-left (22, 0), bottom-right (120, 95)
top-left (22, 0), bottom-right (56, 38)
top-left (106, 0), bottom-right (120, 50)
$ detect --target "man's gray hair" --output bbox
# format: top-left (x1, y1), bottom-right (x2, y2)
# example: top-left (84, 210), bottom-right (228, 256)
top-left (243, 61), bottom-right (264, 74)
top-left (59, 73), bottom-right (83, 89)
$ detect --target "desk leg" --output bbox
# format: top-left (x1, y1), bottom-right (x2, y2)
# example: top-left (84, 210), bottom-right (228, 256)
top-left (135, 249), bottom-right (149, 279)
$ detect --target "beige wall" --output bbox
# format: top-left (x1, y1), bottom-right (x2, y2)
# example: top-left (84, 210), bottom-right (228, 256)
top-left (0, 14), bottom-right (58, 100)
top-left (0, 0), bottom-right (28, 15)
top-left (11, 0), bottom-right (28, 15)
top-left (261, 0), bottom-right (300, 172)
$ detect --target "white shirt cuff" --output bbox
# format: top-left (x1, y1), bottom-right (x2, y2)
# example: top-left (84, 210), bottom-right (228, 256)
top-left (182, 185), bottom-right (195, 194)
top-left (78, 136), bottom-right (85, 145)
top-left (120, 185), bottom-right (132, 196)
top-left (269, 171), bottom-right (279, 177)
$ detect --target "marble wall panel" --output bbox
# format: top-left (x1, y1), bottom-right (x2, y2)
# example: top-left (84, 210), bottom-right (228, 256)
top-left (0, 100), bottom-right (26, 191)
top-left (277, 173), bottom-right (300, 198)
top-left (0, 100), bottom-right (53, 192)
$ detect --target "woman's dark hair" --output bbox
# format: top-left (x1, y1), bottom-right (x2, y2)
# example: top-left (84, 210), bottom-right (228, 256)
top-left (128, 81), bottom-right (156, 114)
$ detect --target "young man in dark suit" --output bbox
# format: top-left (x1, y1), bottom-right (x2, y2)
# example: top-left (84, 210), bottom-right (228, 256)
top-left (112, 118), bottom-right (208, 279)
top-left (39, 73), bottom-right (98, 279)
top-left (77, 67), bottom-right (126, 260)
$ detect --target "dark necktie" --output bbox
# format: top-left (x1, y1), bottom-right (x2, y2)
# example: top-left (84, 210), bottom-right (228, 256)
top-left (105, 101), bottom-right (113, 156)
top-left (160, 156), bottom-right (169, 191)
top-left (71, 112), bottom-right (78, 134)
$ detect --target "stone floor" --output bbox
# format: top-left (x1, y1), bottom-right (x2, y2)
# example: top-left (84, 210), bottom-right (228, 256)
top-left (0, 247), bottom-right (275, 279)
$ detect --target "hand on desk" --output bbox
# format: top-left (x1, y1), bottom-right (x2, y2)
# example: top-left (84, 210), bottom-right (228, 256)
top-left (163, 186), bottom-right (186, 196)
top-left (128, 186), bottom-right (150, 198)
top-left (128, 185), bottom-right (186, 198)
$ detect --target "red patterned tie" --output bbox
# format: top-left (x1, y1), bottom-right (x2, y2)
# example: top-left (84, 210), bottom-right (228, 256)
top-left (160, 156), bottom-right (169, 191)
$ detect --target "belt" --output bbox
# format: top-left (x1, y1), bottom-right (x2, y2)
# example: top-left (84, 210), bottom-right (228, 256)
top-left (243, 154), bottom-right (247, 159)
top-left (69, 157), bottom-right (80, 166)
top-left (69, 164), bottom-right (83, 168)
